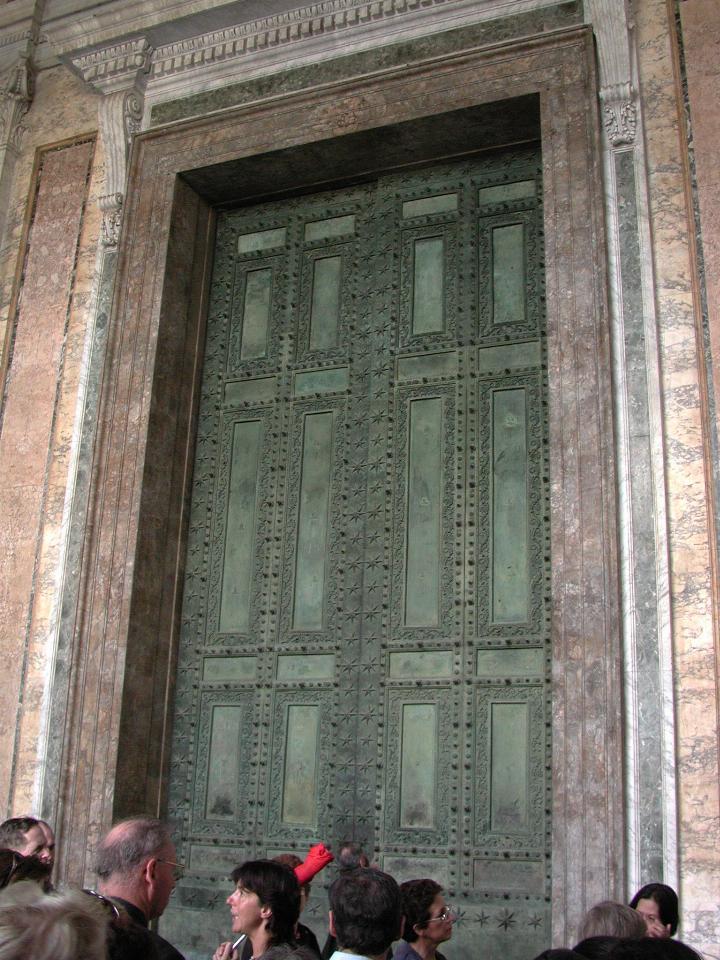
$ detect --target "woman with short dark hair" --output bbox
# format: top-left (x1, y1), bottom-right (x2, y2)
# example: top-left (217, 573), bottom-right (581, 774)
top-left (214, 860), bottom-right (301, 960)
top-left (395, 879), bottom-right (456, 960)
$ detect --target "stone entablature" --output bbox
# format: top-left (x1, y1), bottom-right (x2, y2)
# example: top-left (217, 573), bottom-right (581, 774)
top-left (41, 0), bottom-right (639, 138)
top-left (43, 0), bottom-right (582, 126)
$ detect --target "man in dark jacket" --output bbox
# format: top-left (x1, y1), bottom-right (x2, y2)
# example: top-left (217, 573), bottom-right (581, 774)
top-left (95, 816), bottom-right (185, 960)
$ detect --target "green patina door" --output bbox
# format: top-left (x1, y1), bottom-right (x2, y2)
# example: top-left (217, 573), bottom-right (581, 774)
top-left (164, 148), bottom-right (551, 960)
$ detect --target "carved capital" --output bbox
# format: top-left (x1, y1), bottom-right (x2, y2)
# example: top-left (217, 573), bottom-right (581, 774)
top-left (99, 192), bottom-right (123, 247)
top-left (72, 39), bottom-right (150, 234)
top-left (0, 55), bottom-right (33, 153)
top-left (600, 85), bottom-right (637, 146)
top-left (95, 86), bottom-right (143, 242)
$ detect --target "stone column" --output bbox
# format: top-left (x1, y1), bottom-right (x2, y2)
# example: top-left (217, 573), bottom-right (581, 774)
top-left (586, 0), bottom-right (678, 895)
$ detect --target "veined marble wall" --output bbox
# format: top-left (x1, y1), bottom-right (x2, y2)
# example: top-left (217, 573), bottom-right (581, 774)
top-left (0, 0), bottom-right (717, 955)
top-left (626, 0), bottom-right (720, 952)
top-left (642, 0), bottom-right (720, 951)
top-left (0, 65), bottom-right (104, 815)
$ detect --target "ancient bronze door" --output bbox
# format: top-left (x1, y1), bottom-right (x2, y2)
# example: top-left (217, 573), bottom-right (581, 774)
top-left (165, 148), bottom-right (551, 960)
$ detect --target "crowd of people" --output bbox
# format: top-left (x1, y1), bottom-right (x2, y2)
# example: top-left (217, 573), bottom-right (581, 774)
top-left (0, 815), bottom-right (703, 960)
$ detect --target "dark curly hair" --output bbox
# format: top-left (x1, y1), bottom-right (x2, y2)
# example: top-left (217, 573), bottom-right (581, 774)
top-left (231, 860), bottom-right (300, 946)
top-left (399, 879), bottom-right (443, 943)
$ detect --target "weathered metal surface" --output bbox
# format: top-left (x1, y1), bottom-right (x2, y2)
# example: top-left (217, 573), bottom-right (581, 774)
top-left (167, 148), bottom-right (550, 960)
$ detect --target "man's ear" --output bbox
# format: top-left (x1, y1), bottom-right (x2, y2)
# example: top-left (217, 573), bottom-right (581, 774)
top-left (329, 911), bottom-right (336, 938)
top-left (143, 857), bottom-right (157, 884)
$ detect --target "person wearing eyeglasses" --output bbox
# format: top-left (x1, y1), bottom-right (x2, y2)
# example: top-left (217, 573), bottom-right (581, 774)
top-left (95, 816), bottom-right (186, 960)
top-left (396, 880), bottom-right (456, 960)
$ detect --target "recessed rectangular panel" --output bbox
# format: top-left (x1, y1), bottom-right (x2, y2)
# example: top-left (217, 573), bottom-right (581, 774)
top-left (389, 651), bottom-right (453, 678)
top-left (405, 398), bottom-right (442, 627)
top-left (238, 227), bottom-right (286, 253)
top-left (403, 193), bottom-right (458, 218)
top-left (479, 180), bottom-right (536, 204)
top-left (293, 412), bottom-right (333, 630)
top-left (490, 701), bottom-right (529, 831)
top-left (203, 657), bottom-right (258, 681)
top-left (240, 268), bottom-right (272, 359)
top-left (304, 215), bottom-right (355, 241)
top-left (282, 704), bottom-right (319, 824)
top-left (476, 648), bottom-right (543, 678)
top-left (473, 858), bottom-right (544, 894)
top-left (400, 703), bottom-right (437, 828)
top-left (382, 857), bottom-right (450, 888)
top-left (219, 420), bottom-right (262, 633)
top-left (190, 844), bottom-right (252, 873)
top-left (224, 376), bottom-right (276, 406)
top-left (309, 255), bottom-right (342, 350)
top-left (277, 654), bottom-right (335, 680)
top-left (492, 223), bottom-right (526, 325)
top-left (492, 389), bottom-right (529, 623)
top-left (397, 351), bottom-right (457, 381)
top-left (294, 367), bottom-right (349, 396)
top-left (412, 236), bottom-right (445, 334)
top-left (477, 342), bottom-right (540, 374)
top-left (205, 706), bottom-right (242, 819)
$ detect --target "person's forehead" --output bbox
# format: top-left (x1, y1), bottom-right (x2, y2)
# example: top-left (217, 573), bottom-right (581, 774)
top-left (636, 898), bottom-right (659, 915)
top-left (20, 824), bottom-right (46, 848)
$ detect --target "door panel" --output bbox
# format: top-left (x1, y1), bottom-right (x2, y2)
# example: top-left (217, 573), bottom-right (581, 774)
top-left (164, 149), bottom-right (551, 960)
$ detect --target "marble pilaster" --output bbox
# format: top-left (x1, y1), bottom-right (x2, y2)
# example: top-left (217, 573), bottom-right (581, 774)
top-left (585, 0), bottom-right (678, 898)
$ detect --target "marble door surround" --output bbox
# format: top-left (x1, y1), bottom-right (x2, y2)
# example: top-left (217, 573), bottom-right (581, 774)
top-left (44, 23), bottom-right (626, 946)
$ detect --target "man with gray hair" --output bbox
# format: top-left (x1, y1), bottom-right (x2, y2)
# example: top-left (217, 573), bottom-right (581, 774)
top-left (335, 842), bottom-right (369, 872)
top-left (96, 816), bottom-right (186, 960)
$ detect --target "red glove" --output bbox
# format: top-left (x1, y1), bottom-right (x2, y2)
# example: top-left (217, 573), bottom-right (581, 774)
top-left (294, 843), bottom-right (334, 885)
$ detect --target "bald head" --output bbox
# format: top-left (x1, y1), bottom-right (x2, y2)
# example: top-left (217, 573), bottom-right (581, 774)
top-left (96, 818), bottom-right (177, 921)
top-left (96, 818), bottom-right (171, 881)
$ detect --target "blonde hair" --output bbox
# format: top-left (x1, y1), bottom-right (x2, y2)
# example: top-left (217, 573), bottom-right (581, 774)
top-left (0, 883), bottom-right (108, 960)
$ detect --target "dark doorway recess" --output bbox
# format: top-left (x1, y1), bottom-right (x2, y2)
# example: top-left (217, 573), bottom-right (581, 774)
top-left (180, 94), bottom-right (541, 207)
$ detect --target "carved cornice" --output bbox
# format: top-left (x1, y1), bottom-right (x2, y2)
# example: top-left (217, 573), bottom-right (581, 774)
top-left (0, 29), bottom-right (34, 52)
top-left (72, 37), bottom-right (152, 94)
top-left (149, 0), bottom-right (457, 79)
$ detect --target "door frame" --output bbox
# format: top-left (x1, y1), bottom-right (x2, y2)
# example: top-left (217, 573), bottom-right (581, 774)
top-left (55, 25), bottom-right (623, 945)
